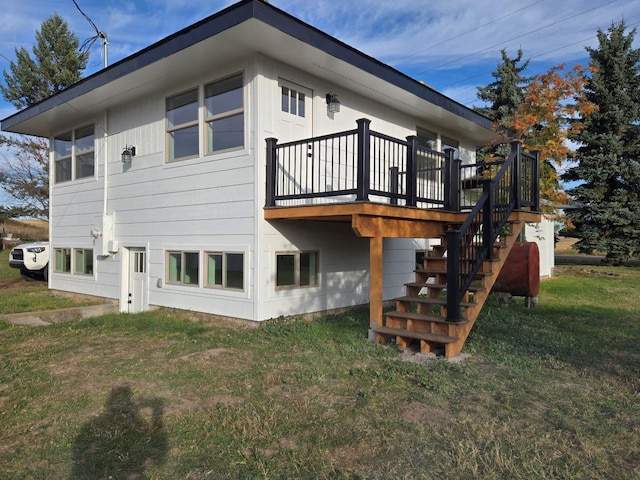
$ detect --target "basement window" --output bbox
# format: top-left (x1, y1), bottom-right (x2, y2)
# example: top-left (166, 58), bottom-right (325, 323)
top-left (54, 248), bottom-right (71, 273)
top-left (205, 251), bottom-right (244, 290)
top-left (166, 251), bottom-right (199, 286)
top-left (74, 248), bottom-right (94, 275)
top-left (276, 251), bottom-right (319, 288)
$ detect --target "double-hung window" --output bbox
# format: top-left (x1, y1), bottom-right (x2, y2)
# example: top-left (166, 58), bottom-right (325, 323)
top-left (205, 252), bottom-right (244, 290)
top-left (166, 73), bottom-right (244, 162)
top-left (166, 251), bottom-right (199, 286)
top-left (276, 251), bottom-right (319, 288)
top-left (53, 125), bottom-right (95, 183)
top-left (166, 89), bottom-right (199, 161)
top-left (205, 74), bottom-right (244, 153)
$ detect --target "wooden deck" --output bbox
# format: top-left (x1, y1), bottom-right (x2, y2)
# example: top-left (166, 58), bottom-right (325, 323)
top-left (265, 202), bottom-right (541, 344)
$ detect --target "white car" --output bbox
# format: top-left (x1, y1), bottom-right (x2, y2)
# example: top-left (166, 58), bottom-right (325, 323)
top-left (9, 241), bottom-right (49, 281)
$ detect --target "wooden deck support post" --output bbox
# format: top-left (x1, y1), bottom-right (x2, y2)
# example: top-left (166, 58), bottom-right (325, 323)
top-left (369, 234), bottom-right (383, 332)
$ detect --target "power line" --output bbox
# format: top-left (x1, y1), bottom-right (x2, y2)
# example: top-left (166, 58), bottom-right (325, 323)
top-left (449, 17), bottom-right (640, 107)
top-left (394, 0), bottom-right (548, 64)
top-left (409, 0), bottom-right (620, 78)
top-left (72, 0), bottom-right (108, 68)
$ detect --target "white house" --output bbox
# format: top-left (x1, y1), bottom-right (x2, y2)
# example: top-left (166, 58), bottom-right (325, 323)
top-left (1, 0), bottom-right (541, 356)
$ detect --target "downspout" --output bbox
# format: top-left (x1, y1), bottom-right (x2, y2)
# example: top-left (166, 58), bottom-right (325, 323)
top-left (103, 110), bottom-right (109, 216)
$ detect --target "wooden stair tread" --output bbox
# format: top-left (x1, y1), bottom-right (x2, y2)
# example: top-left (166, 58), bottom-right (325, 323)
top-left (396, 296), bottom-right (476, 307)
top-left (416, 268), bottom-right (493, 277)
top-left (374, 326), bottom-right (458, 344)
top-left (404, 282), bottom-right (485, 292)
top-left (385, 310), bottom-right (469, 325)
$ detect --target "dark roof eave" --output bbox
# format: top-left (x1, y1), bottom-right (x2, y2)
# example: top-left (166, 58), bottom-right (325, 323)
top-left (1, 0), bottom-right (494, 134)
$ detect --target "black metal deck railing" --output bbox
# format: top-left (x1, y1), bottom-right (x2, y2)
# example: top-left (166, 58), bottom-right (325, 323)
top-left (265, 119), bottom-right (540, 322)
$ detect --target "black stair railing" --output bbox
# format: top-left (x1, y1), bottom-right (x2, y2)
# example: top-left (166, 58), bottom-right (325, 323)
top-left (445, 142), bottom-right (540, 322)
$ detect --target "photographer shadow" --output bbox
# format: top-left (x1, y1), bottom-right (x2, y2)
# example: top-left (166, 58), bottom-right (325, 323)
top-left (69, 384), bottom-right (167, 480)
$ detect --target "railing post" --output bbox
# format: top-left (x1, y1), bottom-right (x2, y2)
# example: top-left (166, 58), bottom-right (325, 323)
top-left (511, 141), bottom-right (522, 210)
top-left (265, 137), bottom-right (278, 207)
top-left (444, 148), bottom-right (459, 211)
top-left (446, 230), bottom-right (461, 322)
top-left (389, 166), bottom-right (399, 205)
top-left (483, 178), bottom-right (494, 260)
top-left (405, 135), bottom-right (418, 207)
top-left (533, 150), bottom-right (541, 212)
top-left (356, 118), bottom-right (371, 201)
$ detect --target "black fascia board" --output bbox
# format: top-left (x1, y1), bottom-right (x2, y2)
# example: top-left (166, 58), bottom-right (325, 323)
top-left (2, 0), bottom-right (492, 132)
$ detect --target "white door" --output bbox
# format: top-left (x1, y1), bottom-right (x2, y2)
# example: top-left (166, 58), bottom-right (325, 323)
top-left (128, 248), bottom-right (148, 313)
top-left (277, 79), bottom-right (313, 142)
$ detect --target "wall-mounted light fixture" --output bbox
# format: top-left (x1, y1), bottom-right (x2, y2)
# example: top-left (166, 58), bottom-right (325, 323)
top-left (325, 92), bottom-right (340, 113)
top-left (121, 145), bottom-right (136, 164)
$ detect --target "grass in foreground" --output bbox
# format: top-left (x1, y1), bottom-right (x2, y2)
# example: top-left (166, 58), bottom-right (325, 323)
top-left (0, 266), bottom-right (638, 479)
top-left (0, 250), bottom-right (103, 314)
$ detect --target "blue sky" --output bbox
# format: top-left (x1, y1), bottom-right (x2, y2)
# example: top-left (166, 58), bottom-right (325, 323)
top-left (1, 0), bottom-right (639, 206)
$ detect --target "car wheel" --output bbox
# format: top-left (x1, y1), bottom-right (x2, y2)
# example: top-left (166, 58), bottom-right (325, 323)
top-left (41, 265), bottom-right (49, 281)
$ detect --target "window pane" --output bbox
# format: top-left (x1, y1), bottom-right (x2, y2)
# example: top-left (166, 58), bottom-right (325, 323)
top-left (85, 249), bottom-right (93, 275)
top-left (205, 75), bottom-right (243, 117)
top-left (300, 252), bottom-right (318, 286)
top-left (75, 249), bottom-right (84, 274)
top-left (75, 126), bottom-right (94, 154)
top-left (208, 113), bottom-right (243, 152)
top-left (207, 253), bottom-right (222, 286)
top-left (54, 132), bottom-right (72, 159)
top-left (225, 253), bottom-right (243, 290)
top-left (298, 93), bottom-right (305, 118)
top-left (167, 90), bottom-right (198, 128)
top-left (276, 254), bottom-right (295, 286)
top-left (169, 125), bottom-right (199, 160)
top-left (290, 89), bottom-right (297, 115)
top-left (56, 248), bottom-right (71, 273)
top-left (183, 252), bottom-right (199, 285)
top-left (76, 152), bottom-right (95, 178)
top-left (281, 87), bottom-right (289, 112)
top-left (168, 252), bottom-right (181, 283)
top-left (55, 158), bottom-right (72, 183)
top-left (417, 128), bottom-right (436, 150)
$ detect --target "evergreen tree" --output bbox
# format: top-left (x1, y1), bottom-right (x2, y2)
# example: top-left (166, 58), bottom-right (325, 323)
top-left (1, 14), bottom-right (87, 108)
top-left (1, 14), bottom-right (87, 218)
top-left (564, 22), bottom-right (640, 264)
top-left (476, 48), bottom-right (531, 126)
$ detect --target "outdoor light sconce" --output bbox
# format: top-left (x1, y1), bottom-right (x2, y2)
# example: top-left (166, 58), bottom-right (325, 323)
top-left (121, 145), bottom-right (136, 164)
top-left (326, 92), bottom-right (340, 113)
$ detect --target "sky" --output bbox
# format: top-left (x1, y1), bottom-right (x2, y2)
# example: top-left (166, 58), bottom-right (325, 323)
top-left (0, 0), bottom-right (639, 206)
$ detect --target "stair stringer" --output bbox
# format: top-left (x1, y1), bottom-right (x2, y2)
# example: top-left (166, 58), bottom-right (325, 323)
top-left (442, 219), bottom-right (526, 357)
top-left (376, 215), bottom-right (527, 358)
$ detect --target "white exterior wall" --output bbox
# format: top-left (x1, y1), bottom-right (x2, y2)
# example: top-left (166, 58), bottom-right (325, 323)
top-left (524, 218), bottom-right (555, 278)
top-left (49, 53), bottom-right (481, 323)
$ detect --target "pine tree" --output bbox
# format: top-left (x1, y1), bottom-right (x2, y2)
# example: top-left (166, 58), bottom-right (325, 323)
top-left (1, 14), bottom-right (87, 218)
top-left (1, 14), bottom-right (87, 108)
top-left (564, 22), bottom-right (640, 264)
top-left (476, 48), bottom-right (531, 125)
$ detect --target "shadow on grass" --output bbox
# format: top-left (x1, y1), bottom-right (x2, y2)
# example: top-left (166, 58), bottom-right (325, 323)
top-left (69, 385), bottom-right (167, 480)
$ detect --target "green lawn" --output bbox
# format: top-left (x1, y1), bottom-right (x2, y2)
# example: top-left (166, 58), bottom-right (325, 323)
top-left (0, 265), bottom-right (638, 479)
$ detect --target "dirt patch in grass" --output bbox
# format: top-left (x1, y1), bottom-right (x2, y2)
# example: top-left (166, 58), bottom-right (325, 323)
top-left (401, 401), bottom-right (454, 428)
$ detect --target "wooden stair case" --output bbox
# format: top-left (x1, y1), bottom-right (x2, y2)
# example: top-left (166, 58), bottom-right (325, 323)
top-left (374, 219), bottom-right (526, 357)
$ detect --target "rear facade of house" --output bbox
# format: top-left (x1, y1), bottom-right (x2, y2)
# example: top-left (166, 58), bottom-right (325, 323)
top-left (2, 1), bottom-right (537, 341)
